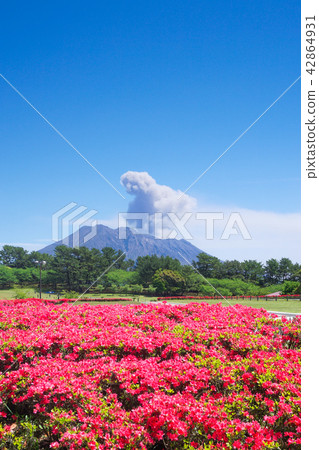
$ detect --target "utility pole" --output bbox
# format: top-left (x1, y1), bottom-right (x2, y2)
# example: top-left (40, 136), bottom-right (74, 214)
top-left (35, 260), bottom-right (46, 299)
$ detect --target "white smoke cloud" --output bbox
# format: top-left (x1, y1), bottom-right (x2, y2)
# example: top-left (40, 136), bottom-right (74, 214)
top-left (119, 171), bottom-right (300, 262)
top-left (120, 171), bottom-right (197, 215)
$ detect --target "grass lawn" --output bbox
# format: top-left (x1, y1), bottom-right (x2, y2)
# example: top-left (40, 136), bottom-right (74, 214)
top-left (0, 289), bottom-right (301, 313)
top-left (161, 298), bottom-right (301, 313)
top-left (0, 288), bottom-right (38, 299)
top-left (0, 289), bottom-right (140, 300)
top-left (76, 297), bottom-right (301, 314)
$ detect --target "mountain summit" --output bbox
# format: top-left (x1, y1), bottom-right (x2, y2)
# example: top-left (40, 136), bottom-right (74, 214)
top-left (39, 225), bottom-right (203, 263)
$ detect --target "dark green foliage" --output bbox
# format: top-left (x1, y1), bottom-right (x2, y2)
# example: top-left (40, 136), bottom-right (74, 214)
top-left (152, 269), bottom-right (186, 294)
top-left (241, 260), bottom-right (264, 284)
top-left (0, 266), bottom-right (17, 288)
top-left (203, 278), bottom-right (261, 296)
top-left (0, 245), bottom-right (30, 268)
top-left (222, 260), bottom-right (244, 279)
top-left (0, 245), bottom-right (300, 295)
top-left (135, 255), bottom-right (182, 285)
top-left (193, 253), bottom-right (297, 287)
top-left (0, 245), bottom-right (53, 269)
top-left (264, 259), bottom-right (280, 284)
top-left (278, 258), bottom-right (295, 283)
top-left (192, 253), bottom-right (223, 278)
top-left (281, 281), bottom-right (301, 295)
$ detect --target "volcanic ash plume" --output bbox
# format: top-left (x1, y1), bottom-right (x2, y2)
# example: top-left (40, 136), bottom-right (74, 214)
top-left (120, 171), bottom-right (197, 237)
top-left (120, 171), bottom-right (196, 215)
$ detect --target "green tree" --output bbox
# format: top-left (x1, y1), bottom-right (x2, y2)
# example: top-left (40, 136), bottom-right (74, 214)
top-left (180, 266), bottom-right (202, 293)
top-left (264, 259), bottom-right (280, 285)
top-left (136, 255), bottom-right (181, 285)
top-left (193, 253), bottom-right (223, 278)
top-left (278, 258), bottom-right (294, 283)
top-left (105, 269), bottom-right (139, 287)
top-left (152, 269), bottom-right (186, 295)
top-left (101, 247), bottom-right (118, 266)
top-left (0, 266), bottom-right (17, 288)
top-left (14, 268), bottom-right (34, 286)
top-left (122, 259), bottom-right (135, 271)
top-left (222, 260), bottom-right (244, 279)
top-left (28, 251), bottom-right (53, 268)
top-left (77, 247), bottom-right (103, 288)
top-left (51, 246), bottom-right (81, 291)
top-left (282, 281), bottom-right (301, 295)
top-left (101, 247), bottom-right (126, 270)
top-left (290, 263), bottom-right (301, 282)
top-left (241, 260), bottom-right (264, 284)
top-left (0, 245), bottom-right (29, 268)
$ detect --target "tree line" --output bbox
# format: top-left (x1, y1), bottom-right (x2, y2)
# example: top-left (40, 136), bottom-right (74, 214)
top-left (0, 245), bottom-right (300, 296)
top-left (192, 253), bottom-right (300, 285)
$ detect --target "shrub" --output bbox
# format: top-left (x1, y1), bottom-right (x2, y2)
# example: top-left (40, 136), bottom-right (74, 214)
top-left (0, 300), bottom-right (301, 449)
top-left (282, 281), bottom-right (301, 295)
top-left (12, 288), bottom-right (33, 299)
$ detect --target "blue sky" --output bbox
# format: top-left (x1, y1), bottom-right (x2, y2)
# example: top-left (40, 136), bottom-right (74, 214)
top-left (0, 0), bottom-right (301, 261)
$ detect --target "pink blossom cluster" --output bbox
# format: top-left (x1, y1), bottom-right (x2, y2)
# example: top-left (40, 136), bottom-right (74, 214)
top-left (0, 298), bottom-right (133, 307)
top-left (0, 299), bottom-right (300, 449)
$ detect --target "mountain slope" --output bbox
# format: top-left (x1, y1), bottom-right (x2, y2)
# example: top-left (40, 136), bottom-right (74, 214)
top-left (39, 225), bottom-right (203, 263)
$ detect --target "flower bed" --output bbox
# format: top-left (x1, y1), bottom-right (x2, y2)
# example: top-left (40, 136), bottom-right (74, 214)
top-left (0, 299), bottom-right (300, 449)
top-left (0, 297), bottom-right (134, 305)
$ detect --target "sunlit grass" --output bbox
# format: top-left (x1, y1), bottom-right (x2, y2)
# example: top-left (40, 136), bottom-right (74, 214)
top-left (0, 289), bottom-right (301, 313)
